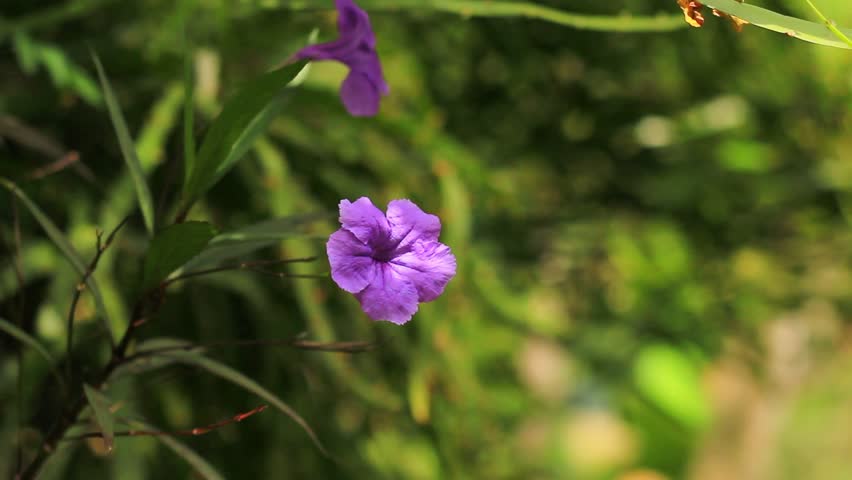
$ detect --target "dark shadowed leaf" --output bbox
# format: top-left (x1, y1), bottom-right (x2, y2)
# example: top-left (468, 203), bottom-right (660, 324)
top-left (83, 384), bottom-right (115, 453)
top-left (178, 212), bottom-right (330, 272)
top-left (127, 419), bottom-right (224, 480)
top-left (159, 350), bottom-right (329, 457)
top-left (92, 52), bottom-right (156, 235)
top-left (0, 317), bottom-right (66, 391)
top-left (143, 221), bottom-right (217, 287)
top-left (181, 60), bottom-right (308, 205)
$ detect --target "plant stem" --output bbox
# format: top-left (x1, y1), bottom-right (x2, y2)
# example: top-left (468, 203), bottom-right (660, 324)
top-left (63, 405), bottom-right (269, 441)
top-left (65, 217), bottom-right (128, 379)
top-left (19, 286), bottom-right (161, 480)
top-left (802, 0), bottom-right (852, 48)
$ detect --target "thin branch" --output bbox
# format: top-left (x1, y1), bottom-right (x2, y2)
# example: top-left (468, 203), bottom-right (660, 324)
top-left (0, 115), bottom-right (96, 184)
top-left (65, 216), bottom-right (129, 379)
top-left (161, 257), bottom-right (322, 286)
top-left (28, 151), bottom-right (82, 180)
top-left (63, 405), bottom-right (269, 441)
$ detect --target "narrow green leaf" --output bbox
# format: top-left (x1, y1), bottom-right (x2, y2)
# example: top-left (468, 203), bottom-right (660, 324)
top-left (112, 338), bottom-right (197, 378)
top-left (142, 221), bottom-right (217, 287)
top-left (83, 384), bottom-right (116, 453)
top-left (181, 61), bottom-right (308, 205)
top-left (0, 178), bottom-right (117, 343)
top-left (177, 212), bottom-right (328, 273)
top-left (160, 350), bottom-right (329, 457)
top-left (12, 32), bottom-right (38, 74)
top-left (183, 48), bottom-right (196, 188)
top-left (706, 0), bottom-right (852, 49)
top-left (92, 52), bottom-right (156, 235)
top-left (0, 317), bottom-right (66, 391)
top-left (128, 420), bottom-right (224, 480)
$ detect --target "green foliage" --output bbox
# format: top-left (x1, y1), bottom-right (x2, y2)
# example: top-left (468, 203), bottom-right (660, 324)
top-left (11, 33), bottom-right (102, 106)
top-left (128, 419), bottom-right (225, 480)
top-left (2, 0), bottom-right (852, 479)
top-left (92, 53), bottom-right (156, 235)
top-left (0, 317), bottom-right (65, 391)
top-left (83, 384), bottom-right (116, 452)
top-left (707, 0), bottom-right (852, 48)
top-left (0, 178), bottom-right (117, 342)
top-left (142, 222), bottom-right (217, 287)
top-left (182, 61), bottom-right (309, 206)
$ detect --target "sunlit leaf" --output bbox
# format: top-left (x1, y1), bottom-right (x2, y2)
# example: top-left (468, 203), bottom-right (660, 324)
top-left (142, 222), bottom-right (217, 287)
top-left (705, 0), bottom-right (852, 48)
top-left (181, 61), bottom-right (308, 205)
top-left (92, 52), bottom-right (156, 236)
top-left (83, 384), bottom-right (115, 453)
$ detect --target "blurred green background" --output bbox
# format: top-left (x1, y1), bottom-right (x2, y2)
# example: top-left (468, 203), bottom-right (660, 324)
top-left (2, 0), bottom-right (852, 479)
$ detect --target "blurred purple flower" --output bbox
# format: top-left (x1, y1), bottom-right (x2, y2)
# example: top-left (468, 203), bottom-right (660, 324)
top-left (294, 0), bottom-right (389, 117)
top-left (327, 197), bottom-right (457, 324)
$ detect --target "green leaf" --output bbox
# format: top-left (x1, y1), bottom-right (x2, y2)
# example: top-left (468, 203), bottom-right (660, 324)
top-left (706, 0), bottom-right (852, 49)
top-left (181, 61), bottom-right (308, 205)
top-left (12, 32), bottom-right (38, 74)
top-left (160, 350), bottom-right (329, 457)
top-left (142, 221), bottom-right (217, 287)
top-left (0, 317), bottom-right (66, 391)
top-left (83, 384), bottom-right (116, 453)
top-left (0, 178), bottom-right (117, 343)
top-left (128, 419), bottom-right (224, 480)
top-left (112, 337), bottom-right (197, 378)
top-left (92, 52), bottom-right (156, 235)
top-left (177, 212), bottom-right (328, 273)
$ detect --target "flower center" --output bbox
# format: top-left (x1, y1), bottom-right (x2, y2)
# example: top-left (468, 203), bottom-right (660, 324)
top-left (371, 245), bottom-right (396, 263)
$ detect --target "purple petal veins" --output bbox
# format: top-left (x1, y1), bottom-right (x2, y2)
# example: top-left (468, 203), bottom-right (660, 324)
top-left (294, 0), bottom-right (389, 117)
top-left (327, 197), bottom-right (457, 324)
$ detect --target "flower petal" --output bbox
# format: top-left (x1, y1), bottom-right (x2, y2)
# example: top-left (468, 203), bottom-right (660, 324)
top-left (355, 263), bottom-right (419, 324)
top-left (327, 229), bottom-right (377, 293)
top-left (336, 0), bottom-right (375, 48)
top-left (340, 70), bottom-right (382, 117)
top-left (295, 0), bottom-right (371, 61)
top-left (391, 240), bottom-right (456, 302)
top-left (386, 199), bottom-right (441, 251)
top-left (339, 197), bottom-right (390, 246)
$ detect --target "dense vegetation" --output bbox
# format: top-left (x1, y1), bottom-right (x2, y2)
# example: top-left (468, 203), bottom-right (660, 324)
top-left (2, 0), bottom-right (851, 478)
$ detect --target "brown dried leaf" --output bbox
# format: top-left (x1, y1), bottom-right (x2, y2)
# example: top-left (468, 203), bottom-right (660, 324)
top-left (677, 0), bottom-right (706, 28)
top-left (712, 8), bottom-right (750, 32)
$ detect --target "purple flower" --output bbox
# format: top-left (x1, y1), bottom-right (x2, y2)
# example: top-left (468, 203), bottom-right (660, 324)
top-left (327, 197), bottom-right (457, 324)
top-left (294, 0), bottom-right (389, 117)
